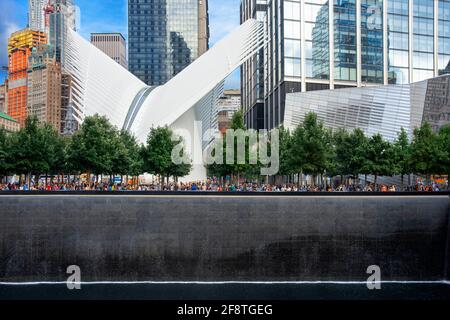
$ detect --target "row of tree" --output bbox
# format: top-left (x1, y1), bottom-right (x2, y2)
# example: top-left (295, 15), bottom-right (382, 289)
top-left (0, 112), bottom-right (449, 187)
top-left (207, 111), bottom-right (450, 188)
top-left (0, 115), bottom-right (191, 185)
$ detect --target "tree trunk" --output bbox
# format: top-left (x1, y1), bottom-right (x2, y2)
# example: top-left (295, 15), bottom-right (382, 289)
top-left (374, 175), bottom-right (378, 191)
top-left (401, 174), bottom-right (404, 191)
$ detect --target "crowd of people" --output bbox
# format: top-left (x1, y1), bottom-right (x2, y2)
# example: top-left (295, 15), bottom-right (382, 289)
top-left (0, 180), bottom-right (446, 192)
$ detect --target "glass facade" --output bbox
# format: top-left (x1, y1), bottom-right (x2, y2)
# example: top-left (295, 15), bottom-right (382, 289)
top-left (128, 0), bottom-right (208, 86)
top-left (387, 0), bottom-right (410, 84)
top-left (361, 0), bottom-right (384, 83)
top-left (307, 0), bottom-right (329, 79)
top-left (48, 0), bottom-right (76, 70)
top-left (438, 0), bottom-right (450, 73)
top-left (334, 0), bottom-right (357, 82)
top-left (284, 0), bottom-right (301, 78)
top-left (412, 0), bottom-right (435, 82)
top-left (241, 0), bottom-right (267, 129)
top-left (241, 0), bottom-right (449, 130)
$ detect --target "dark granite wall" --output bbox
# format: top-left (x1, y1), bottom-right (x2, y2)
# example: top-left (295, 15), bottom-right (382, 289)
top-left (0, 195), bottom-right (449, 282)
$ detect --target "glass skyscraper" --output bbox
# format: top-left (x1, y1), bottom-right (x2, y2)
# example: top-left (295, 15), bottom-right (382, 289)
top-left (128, 0), bottom-right (210, 86)
top-left (241, 0), bottom-right (450, 130)
top-left (241, 0), bottom-right (268, 129)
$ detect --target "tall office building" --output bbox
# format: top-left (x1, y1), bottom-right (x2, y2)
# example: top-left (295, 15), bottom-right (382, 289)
top-left (91, 33), bottom-right (128, 69)
top-left (128, 0), bottom-right (210, 86)
top-left (241, 0), bottom-right (268, 129)
top-left (48, 0), bottom-right (76, 69)
top-left (27, 44), bottom-right (62, 132)
top-left (29, 0), bottom-right (46, 32)
top-left (241, 0), bottom-right (450, 130)
top-left (46, 0), bottom-right (79, 134)
top-left (7, 29), bottom-right (47, 127)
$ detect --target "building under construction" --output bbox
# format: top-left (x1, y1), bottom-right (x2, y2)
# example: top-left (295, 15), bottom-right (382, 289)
top-left (7, 28), bottom-right (47, 128)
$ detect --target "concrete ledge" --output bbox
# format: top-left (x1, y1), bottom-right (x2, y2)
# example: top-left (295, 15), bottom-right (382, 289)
top-left (0, 195), bottom-right (449, 282)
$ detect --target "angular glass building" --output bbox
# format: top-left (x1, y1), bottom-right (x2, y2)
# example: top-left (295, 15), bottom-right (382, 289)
top-left (284, 74), bottom-right (450, 142)
top-left (128, 0), bottom-right (209, 86)
top-left (241, 0), bottom-right (450, 130)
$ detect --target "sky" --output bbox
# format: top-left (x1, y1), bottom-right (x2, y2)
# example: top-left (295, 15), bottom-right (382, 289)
top-left (0, 0), bottom-right (241, 88)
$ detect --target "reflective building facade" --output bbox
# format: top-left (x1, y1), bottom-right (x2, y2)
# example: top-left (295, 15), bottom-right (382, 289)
top-left (284, 74), bottom-right (450, 142)
top-left (128, 0), bottom-right (210, 86)
top-left (241, 0), bottom-right (268, 130)
top-left (241, 0), bottom-right (450, 129)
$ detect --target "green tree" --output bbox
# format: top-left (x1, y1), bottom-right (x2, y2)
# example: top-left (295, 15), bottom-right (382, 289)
top-left (292, 113), bottom-right (333, 187)
top-left (40, 123), bottom-right (66, 185)
top-left (289, 123), bottom-right (306, 186)
top-left (332, 128), bottom-right (351, 180)
top-left (142, 126), bottom-right (173, 182)
top-left (332, 128), bottom-right (370, 187)
top-left (66, 114), bottom-right (118, 181)
top-left (206, 109), bottom-right (259, 182)
top-left (108, 130), bottom-right (132, 180)
top-left (278, 126), bottom-right (294, 178)
top-left (118, 130), bottom-right (143, 185)
top-left (206, 138), bottom-right (233, 179)
top-left (229, 109), bottom-right (256, 181)
top-left (168, 133), bottom-right (192, 183)
top-left (9, 117), bottom-right (62, 185)
top-left (365, 133), bottom-right (395, 188)
top-left (393, 128), bottom-right (411, 190)
top-left (437, 124), bottom-right (450, 188)
top-left (349, 129), bottom-right (370, 186)
top-left (142, 126), bottom-right (192, 185)
top-left (0, 129), bottom-right (11, 182)
top-left (410, 122), bottom-right (440, 184)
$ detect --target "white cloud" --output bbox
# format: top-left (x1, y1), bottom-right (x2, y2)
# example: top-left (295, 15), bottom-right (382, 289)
top-left (208, 0), bottom-right (241, 89)
top-left (0, 0), bottom-right (27, 82)
top-left (209, 0), bottom-right (241, 45)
